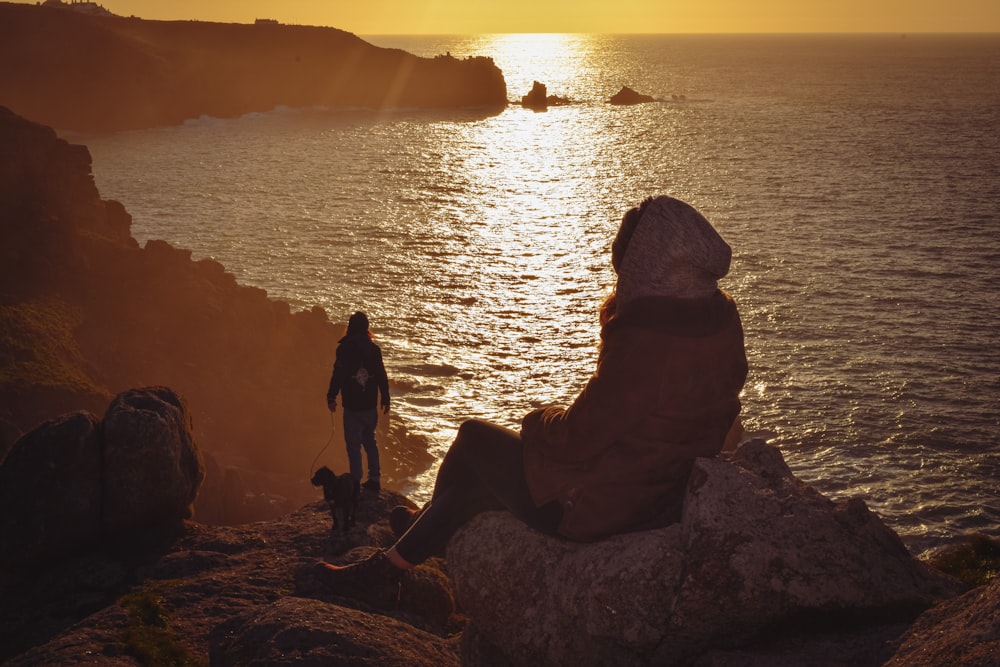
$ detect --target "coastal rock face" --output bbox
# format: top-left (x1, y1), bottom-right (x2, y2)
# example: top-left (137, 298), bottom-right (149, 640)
top-left (0, 3), bottom-right (507, 133)
top-left (447, 439), bottom-right (965, 666)
top-left (0, 387), bottom-right (201, 570)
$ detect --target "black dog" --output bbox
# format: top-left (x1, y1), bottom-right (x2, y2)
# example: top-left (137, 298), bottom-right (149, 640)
top-left (310, 466), bottom-right (360, 531)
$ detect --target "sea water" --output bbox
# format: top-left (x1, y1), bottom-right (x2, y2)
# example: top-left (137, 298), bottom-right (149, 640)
top-left (84, 34), bottom-right (1000, 556)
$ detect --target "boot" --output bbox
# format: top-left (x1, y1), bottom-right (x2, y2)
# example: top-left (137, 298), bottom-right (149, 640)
top-left (313, 550), bottom-right (402, 603)
top-left (389, 506), bottom-right (420, 538)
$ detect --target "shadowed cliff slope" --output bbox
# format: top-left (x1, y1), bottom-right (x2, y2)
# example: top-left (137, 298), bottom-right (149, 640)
top-left (0, 2), bottom-right (507, 134)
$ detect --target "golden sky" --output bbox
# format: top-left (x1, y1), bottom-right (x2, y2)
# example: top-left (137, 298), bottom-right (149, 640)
top-left (23, 0), bottom-right (1000, 33)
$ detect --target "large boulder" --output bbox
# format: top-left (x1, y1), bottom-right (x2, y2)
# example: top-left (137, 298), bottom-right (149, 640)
top-left (447, 439), bottom-right (964, 666)
top-left (102, 387), bottom-right (205, 532)
top-left (0, 411), bottom-right (103, 569)
top-left (0, 387), bottom-right (205, 571)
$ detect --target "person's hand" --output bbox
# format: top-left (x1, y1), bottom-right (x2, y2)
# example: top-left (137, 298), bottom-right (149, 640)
top-left (382, 403), bottom-right (390, 415)
top-left (328, 400), bottom-right (337, 413)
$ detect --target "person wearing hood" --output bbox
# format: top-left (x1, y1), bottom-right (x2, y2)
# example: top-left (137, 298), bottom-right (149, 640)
top-left (326, 311), bottom-right (391, 493)
top-left (315, 196), bottom-right (748, 598)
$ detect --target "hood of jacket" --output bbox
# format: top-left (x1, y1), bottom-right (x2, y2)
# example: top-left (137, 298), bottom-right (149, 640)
top-left (615, 196), bottom-right (732, 304)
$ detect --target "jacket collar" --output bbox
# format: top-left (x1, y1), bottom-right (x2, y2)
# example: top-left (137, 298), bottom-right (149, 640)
top-left (602, 291), bottom-right (738, 339)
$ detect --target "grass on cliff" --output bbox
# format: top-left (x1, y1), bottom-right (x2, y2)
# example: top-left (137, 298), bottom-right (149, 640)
top-left (0, 298), bottom-right (95, 391)
top-left (927, 532), bottom-right (1000, 588)
top-left (120, 591), bottom-right (201, 667)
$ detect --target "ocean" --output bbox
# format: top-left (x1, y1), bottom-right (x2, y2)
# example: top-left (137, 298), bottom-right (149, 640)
top-left (83, 33), bottom-right (1000, 557)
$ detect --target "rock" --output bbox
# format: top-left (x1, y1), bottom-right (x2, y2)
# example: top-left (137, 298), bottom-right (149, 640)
top-left (209, 596), bottom-right (459, 667)
top-left (447, 439), bottom-right (965, 666)
top-left (0, 411), bottom-right (103, 569)
top-left (0, 387), bottom-right (205, 571)
top-left (884, 577), bottom-right (1000, 666)
top-left (101, 387), bottom-right (205, 533)
top-left (519, 81), bottom-right (571, 109)
top-left (521, 81), bottom-right (549, 109)
top-left (608, 86), bottom-right (655, 105)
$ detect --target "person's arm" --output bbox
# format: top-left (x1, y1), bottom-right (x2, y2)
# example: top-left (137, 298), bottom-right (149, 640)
top-left (326, 352), bottom-right (343, 412)
top-left (375, 347), bottom-right (390, 413)
top-left (521, 334), bottom-right (655, 464)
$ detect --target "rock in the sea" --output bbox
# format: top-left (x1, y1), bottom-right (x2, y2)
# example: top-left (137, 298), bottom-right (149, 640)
top-left (521, 80), bottom-right (550, 109)
top-left (102, 387), bottom-right (205, 533)
top-left (608, 86), bottom-right (655, 105)
top-left (447, 439), bottom-right (964, 666)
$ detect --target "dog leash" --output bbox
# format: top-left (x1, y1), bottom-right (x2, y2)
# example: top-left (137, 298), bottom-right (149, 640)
top-left (309, 411), bottom-right (338, 477)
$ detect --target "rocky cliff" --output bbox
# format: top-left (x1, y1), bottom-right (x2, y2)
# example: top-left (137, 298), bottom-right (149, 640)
top-left (0, 1), bottom-right (508, 134)
top-left (0, 105), bottom-right (432, 523)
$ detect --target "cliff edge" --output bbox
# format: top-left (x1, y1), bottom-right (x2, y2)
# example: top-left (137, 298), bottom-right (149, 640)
top-left (0, 1), bottom-right (508, 134)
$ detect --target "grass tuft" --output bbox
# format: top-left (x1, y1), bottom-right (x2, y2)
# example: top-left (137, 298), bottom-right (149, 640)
top-left (119, 591), bottom-right (200, 667)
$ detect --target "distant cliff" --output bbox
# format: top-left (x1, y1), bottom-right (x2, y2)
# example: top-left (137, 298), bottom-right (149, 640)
top-left (0, 2), bottom-right (508, 134)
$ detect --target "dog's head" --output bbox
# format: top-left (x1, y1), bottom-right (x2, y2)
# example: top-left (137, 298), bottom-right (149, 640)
top-left (311, 466), bottom-right (337, 488)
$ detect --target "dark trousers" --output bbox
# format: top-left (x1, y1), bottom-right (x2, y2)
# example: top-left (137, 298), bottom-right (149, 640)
top-left (393, 419), bottom-right (563, 564)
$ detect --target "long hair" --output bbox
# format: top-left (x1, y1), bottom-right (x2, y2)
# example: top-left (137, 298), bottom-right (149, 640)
top-left (599, 291), bottom-right (618, 328)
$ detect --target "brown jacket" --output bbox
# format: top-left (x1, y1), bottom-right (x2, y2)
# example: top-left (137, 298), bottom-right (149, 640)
top-left (522, 291), bottom-right (748, 541)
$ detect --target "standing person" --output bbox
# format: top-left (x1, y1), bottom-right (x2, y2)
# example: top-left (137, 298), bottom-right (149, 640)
top-left (315, 196), bottom-right (748, 596)
top-left (326, 311), bottom-right (391, 493)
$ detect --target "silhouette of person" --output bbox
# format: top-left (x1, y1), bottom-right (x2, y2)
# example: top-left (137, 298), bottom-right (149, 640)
top-left (315, 197), bottom-right (748, 598)
top-left (326, 311), bottom-right (390, 492)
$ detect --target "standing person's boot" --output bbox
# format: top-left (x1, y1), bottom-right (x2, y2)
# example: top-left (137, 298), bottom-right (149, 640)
top-left (313, 550), bottom-right (402, 604)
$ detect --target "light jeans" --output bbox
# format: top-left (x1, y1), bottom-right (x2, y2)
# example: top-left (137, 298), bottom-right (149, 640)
top-left (342, 408), bottom-right (380, 482)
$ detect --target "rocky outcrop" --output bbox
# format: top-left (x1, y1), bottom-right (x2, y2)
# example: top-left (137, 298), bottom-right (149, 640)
top-left (520, 81), bottom-right (571, 110)
top-left (608, 86), bottom-right (655, 105)
top-left (447, 440), bottom-right (966, 666)
top-left (0, 387), bottom-right (202, 570)
top-left (0, 106), bottom-right (433, 524)
top-left (884, 577), bottom-right (1000, 667)
top-left (0, 3), bottom-right (507, 134)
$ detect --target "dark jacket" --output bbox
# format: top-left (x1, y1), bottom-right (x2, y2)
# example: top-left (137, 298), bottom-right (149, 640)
top-left (521, 292), bottom-right (748, 542)
top-left (327, 334), bottom-right (390, 412)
